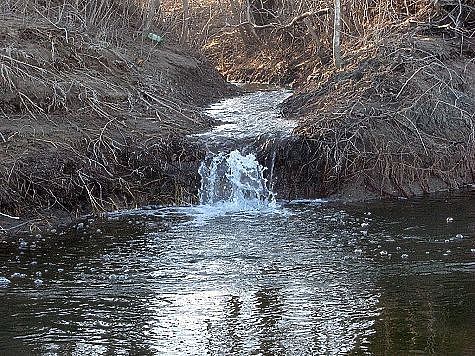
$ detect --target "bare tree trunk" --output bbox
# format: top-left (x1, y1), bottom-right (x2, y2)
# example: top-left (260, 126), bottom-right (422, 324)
top-left (244, 0), bottom-right (260, 41)
top-left (333, 0), bottom-right (342, 68)
top-left (229, 0), bottom-right (259, 46)
top-left (144, 0), bottom-right (160, 33)
top-left (181, 0), bottom-right (190, 44)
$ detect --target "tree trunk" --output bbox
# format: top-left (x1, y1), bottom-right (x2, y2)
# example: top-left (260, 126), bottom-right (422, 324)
top-left (144, 0), bottom-right (160, 34)
top-left (303, 17), bottom-right (322, 59)
top-left (229, 0), bottom-right (259, 46)
top-left (181, 0), bottom-right (190, 44)
top-left (333, 0), bottom-right (342, 68)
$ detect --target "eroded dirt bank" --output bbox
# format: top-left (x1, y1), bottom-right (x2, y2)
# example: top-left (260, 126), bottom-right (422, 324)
top-left (195, 1), bottom-right (475, 200)
top-left (269, 30), bottom-right (475, 200)
top-left (0, 14), bottom-right (237, 234)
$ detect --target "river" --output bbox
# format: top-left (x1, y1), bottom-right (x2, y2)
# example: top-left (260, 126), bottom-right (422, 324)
top-left (1, 88), bottom-right (474, 355)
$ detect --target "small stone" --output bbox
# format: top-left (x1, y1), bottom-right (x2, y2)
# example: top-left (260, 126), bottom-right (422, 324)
top-left (96, 229), bottom-right (102, 234)
top-left (34, 279), bottom-right (43, 287)
top-left (446, 217), bottom-right (453, 223)
top-left (455, 234), bottom-right (464, 239)
top-left (35, 234), bottom-right (42, 239)
top-left (361, 222), bottom-right (369, 228)
top-left (50, 229), bottom-right (57, 234)
top-left (396, 246), bottom-right (401, 251)
top-left (57, 268), bottom-right (64, 273)
top-left (354, 248), bottom-right (363, 255)
top-left (76, 222), bottom-right (84, 229)
top-left (401, 254), bottom-right (409, 259)
top-left (380, 250), bottom-right (388, 256)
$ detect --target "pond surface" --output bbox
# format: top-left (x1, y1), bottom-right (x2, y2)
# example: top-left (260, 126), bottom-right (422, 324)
top-left (0, 192), bottom-right (474, 355)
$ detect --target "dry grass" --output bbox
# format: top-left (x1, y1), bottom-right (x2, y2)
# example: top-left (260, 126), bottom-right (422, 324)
top-left (282, 22), bottom-right (475, 197)
top-left (0, 2), bottom-right (236, 224)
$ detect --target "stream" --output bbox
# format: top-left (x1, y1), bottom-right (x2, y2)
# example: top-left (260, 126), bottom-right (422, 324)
top-left (1, 88), bottom-right (474, 355)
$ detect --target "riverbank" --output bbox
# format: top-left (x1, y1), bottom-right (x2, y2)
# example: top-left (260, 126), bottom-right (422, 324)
top-left (2, 1), bottom-right (475, 235)
top-left (0, 10), bottom-right (237, 234)
top-left (195, 1), bottom-right (475, 200)
top-left (270, 30), bottom-right (475, 200)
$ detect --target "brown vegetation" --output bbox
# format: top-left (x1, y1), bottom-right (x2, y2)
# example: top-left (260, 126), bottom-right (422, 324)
top-left (167, 0), bottom-right (474, 199)
top-left (1, 0), bottom-right (474, 232)
top-left (0, 0), bottom-right (236, 231)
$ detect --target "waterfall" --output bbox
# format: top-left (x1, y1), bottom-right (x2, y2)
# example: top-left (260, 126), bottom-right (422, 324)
top-left (198, 150), bottom-right (276, 210)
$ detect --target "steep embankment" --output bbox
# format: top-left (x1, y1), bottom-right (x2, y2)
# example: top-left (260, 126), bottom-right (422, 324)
top-left (278, 26), bottom-right (475, 199)
top-left (0, 16), bottom-right (236, 231)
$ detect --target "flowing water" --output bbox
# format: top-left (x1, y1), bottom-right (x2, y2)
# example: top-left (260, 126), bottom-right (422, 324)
top-left (1, 89), bottom-right (474, 355)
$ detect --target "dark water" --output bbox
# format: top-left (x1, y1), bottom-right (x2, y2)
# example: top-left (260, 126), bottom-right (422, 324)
top-left (1, 191), bottom-right (474, 355)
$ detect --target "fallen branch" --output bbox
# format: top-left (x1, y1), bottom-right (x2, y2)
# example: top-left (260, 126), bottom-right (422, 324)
top-left (0, 212), bottom-right (20, 220)
top-left (236, 9), bottom-right (330, 31)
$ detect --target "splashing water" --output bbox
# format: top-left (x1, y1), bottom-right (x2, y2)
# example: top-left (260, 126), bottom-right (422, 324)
top-left (198, 150), bottom-right (276, 210)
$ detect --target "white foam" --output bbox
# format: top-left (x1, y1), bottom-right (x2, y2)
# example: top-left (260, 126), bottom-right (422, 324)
top-left (199, 150), bottom-right (276, 209)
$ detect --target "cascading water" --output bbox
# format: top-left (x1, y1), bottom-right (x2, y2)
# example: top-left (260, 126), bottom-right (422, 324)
top-left (198, 150), bottom-right (276, 210)
top-left (193, 87), bottom-right (294, 211)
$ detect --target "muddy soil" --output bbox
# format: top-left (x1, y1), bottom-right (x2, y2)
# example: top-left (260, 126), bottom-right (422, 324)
top-left (0, 16), bottom-right (237, 234)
